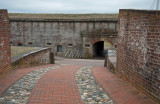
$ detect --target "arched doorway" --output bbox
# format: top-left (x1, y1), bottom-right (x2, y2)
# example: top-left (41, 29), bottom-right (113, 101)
top-left (93, 41), bottom-right (112, 58)
top-left (83, 37), bottom-right (116, 58)
top-left (93, 41), bottom-right (104, 57)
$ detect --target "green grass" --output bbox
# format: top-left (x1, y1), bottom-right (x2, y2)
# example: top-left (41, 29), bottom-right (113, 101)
top-left (11, 46), bottom-right (39, 57)
top-left (104, 42), bottom-right (112, 47)
top-left (104, 42), bottom-right (112, 49)
top-left (9, 13), bottom-right (118, 20)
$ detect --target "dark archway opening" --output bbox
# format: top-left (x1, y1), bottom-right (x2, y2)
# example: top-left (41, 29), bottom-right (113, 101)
top-left (17, 43), bottom-right (23, 46)
top-left (93, 41), bottom-right (106, 58)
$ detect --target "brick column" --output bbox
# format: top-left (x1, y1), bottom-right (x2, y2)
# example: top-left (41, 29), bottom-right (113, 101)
top-left (0, 9), bottom-right (11, 73)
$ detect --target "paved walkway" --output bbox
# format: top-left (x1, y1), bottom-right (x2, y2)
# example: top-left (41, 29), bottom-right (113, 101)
top-left (28, 65), bottom-right (82, 104)
top-left (55, 56), bottom-right (105, 67)
top-left (93, 67), bottom-right (156, 104)
top-left (0, 57), bottom-right (158, 104)
top-left (0, 64), bottom-right (54, 97)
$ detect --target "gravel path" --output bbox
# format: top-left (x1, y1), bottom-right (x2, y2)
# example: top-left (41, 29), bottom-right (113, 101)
top-left (0, 65), bottom-right (64, 104)
top-left (75, 66), bottom-right (115, 104)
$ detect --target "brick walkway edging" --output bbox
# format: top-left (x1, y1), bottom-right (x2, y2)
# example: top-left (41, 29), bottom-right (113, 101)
top-left (92, 67), bottom-right (156, 104)
top-left (0, 64), bottom-right (55, 97)
top-left (0, 65), bottom-right (62, 103)
top-left (92, 67), bottom-right (118, 104)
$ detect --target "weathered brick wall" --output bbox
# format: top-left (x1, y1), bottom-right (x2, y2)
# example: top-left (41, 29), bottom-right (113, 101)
top-left (11, 48), bottom-right (53, 69)
top-left (117, 9), bottom-right (160, 102)
top-left (9, 20), bottom-right (117, 56)
top-left (0, 10), bottom-right (11, 73)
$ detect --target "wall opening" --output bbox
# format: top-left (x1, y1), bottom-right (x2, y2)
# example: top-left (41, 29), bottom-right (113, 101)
top-left (46, 43), bottom-right (51, 45)
top-left (93, 41), bottom-right (112, 58)
top-left (57, 45), bottom-right (62, 52)
top-left (93, 41), bottom-right (104, 57)
top-left (85, 44), bottom-right (90, 47)
top-left (28, 42), bottom-right (33, 45)
top-left (18, 43), bottom-right (23, 46)
top-left (68, 43), bottom-right (73, 47)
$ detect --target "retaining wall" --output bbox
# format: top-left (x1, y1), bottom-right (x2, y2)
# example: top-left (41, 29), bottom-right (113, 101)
top-left (116, 9), bottom-right (160, 102)
top-left (11, 48), bottom-right (54, 70)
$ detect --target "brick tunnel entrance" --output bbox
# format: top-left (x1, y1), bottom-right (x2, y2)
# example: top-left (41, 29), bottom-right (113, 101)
top-left (93, 41), bottom-right (105, 58)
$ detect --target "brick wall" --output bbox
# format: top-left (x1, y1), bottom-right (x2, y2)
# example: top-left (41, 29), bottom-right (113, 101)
top-left (0, 10), bottom-right (11, 73)
top-left (11, 48), bottom-right (54, 69)
top-left (116, 9), bottom-right (160, 102)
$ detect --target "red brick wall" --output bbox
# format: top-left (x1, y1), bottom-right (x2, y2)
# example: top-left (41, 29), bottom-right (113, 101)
top-left (117, 9), bottom-right (160, 102)
top-left (0, 10), bottom-right (11, 73)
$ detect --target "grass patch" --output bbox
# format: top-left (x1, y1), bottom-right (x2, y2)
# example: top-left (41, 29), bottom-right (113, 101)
top-left (9, 13), bottom-right (118, 20)
top-left (11, 46), bottom-right (39, 57)
top-left (104, 42), bottom-right (112, 49)
top-left (104, 42), bottom-right (112, 47)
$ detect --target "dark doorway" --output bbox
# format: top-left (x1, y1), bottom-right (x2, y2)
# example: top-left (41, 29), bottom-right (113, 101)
top-left (93, 41), bottom-right (106, 57)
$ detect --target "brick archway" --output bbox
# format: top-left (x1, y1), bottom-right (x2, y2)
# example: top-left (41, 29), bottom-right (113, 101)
top-left (91, 38), bottom-right (114, 58)
top-left (91, 38), bottom-right (113, 46)
top-left (83, 36), bottom-right (116, 58)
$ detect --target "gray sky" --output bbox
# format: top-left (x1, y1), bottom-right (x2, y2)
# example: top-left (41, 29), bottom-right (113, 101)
top-left (0, 0), bottom-right (156, 13)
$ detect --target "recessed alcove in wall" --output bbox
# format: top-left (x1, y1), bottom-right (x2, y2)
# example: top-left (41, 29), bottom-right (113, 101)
top-left (85, 44), bottom-right (90, 47)
top-left (68, 43), bottom-right (73, 47)
top-left (28, 42), bottom-right (33, 45)
top-left (46, 42), bottom-right (52, 46)
top-left (57, 45), bottom-right (62, 52)
top-left (18, 43), bottom-right (23, 46)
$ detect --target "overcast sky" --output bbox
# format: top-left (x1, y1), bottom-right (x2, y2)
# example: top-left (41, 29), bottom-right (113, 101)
top-left (0, 0), bottom-right (157, 13)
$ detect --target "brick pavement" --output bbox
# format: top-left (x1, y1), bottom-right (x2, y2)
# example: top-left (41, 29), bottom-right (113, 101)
top-left (0, 58), bottom-right (158, 104)
top-left (27, 65), bottom-right (83, 104)
top-left (0, 64), bottom-right (55, 97)
top-left (55, 56), bottom-right (104, 67)
top-left (92, 67), bottom-right (157, 104)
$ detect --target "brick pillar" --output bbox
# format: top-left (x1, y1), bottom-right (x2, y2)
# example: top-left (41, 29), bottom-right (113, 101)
top-left (50, 52), bottom-right (55, 64)
top-left (0, 9), bottom-right (11, 73)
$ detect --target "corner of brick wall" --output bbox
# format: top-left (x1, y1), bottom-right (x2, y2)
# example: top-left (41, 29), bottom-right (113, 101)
top-left (116, 9), bottom-right (160, 102)
top-left (0, 9), bottom-right (11, 73)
